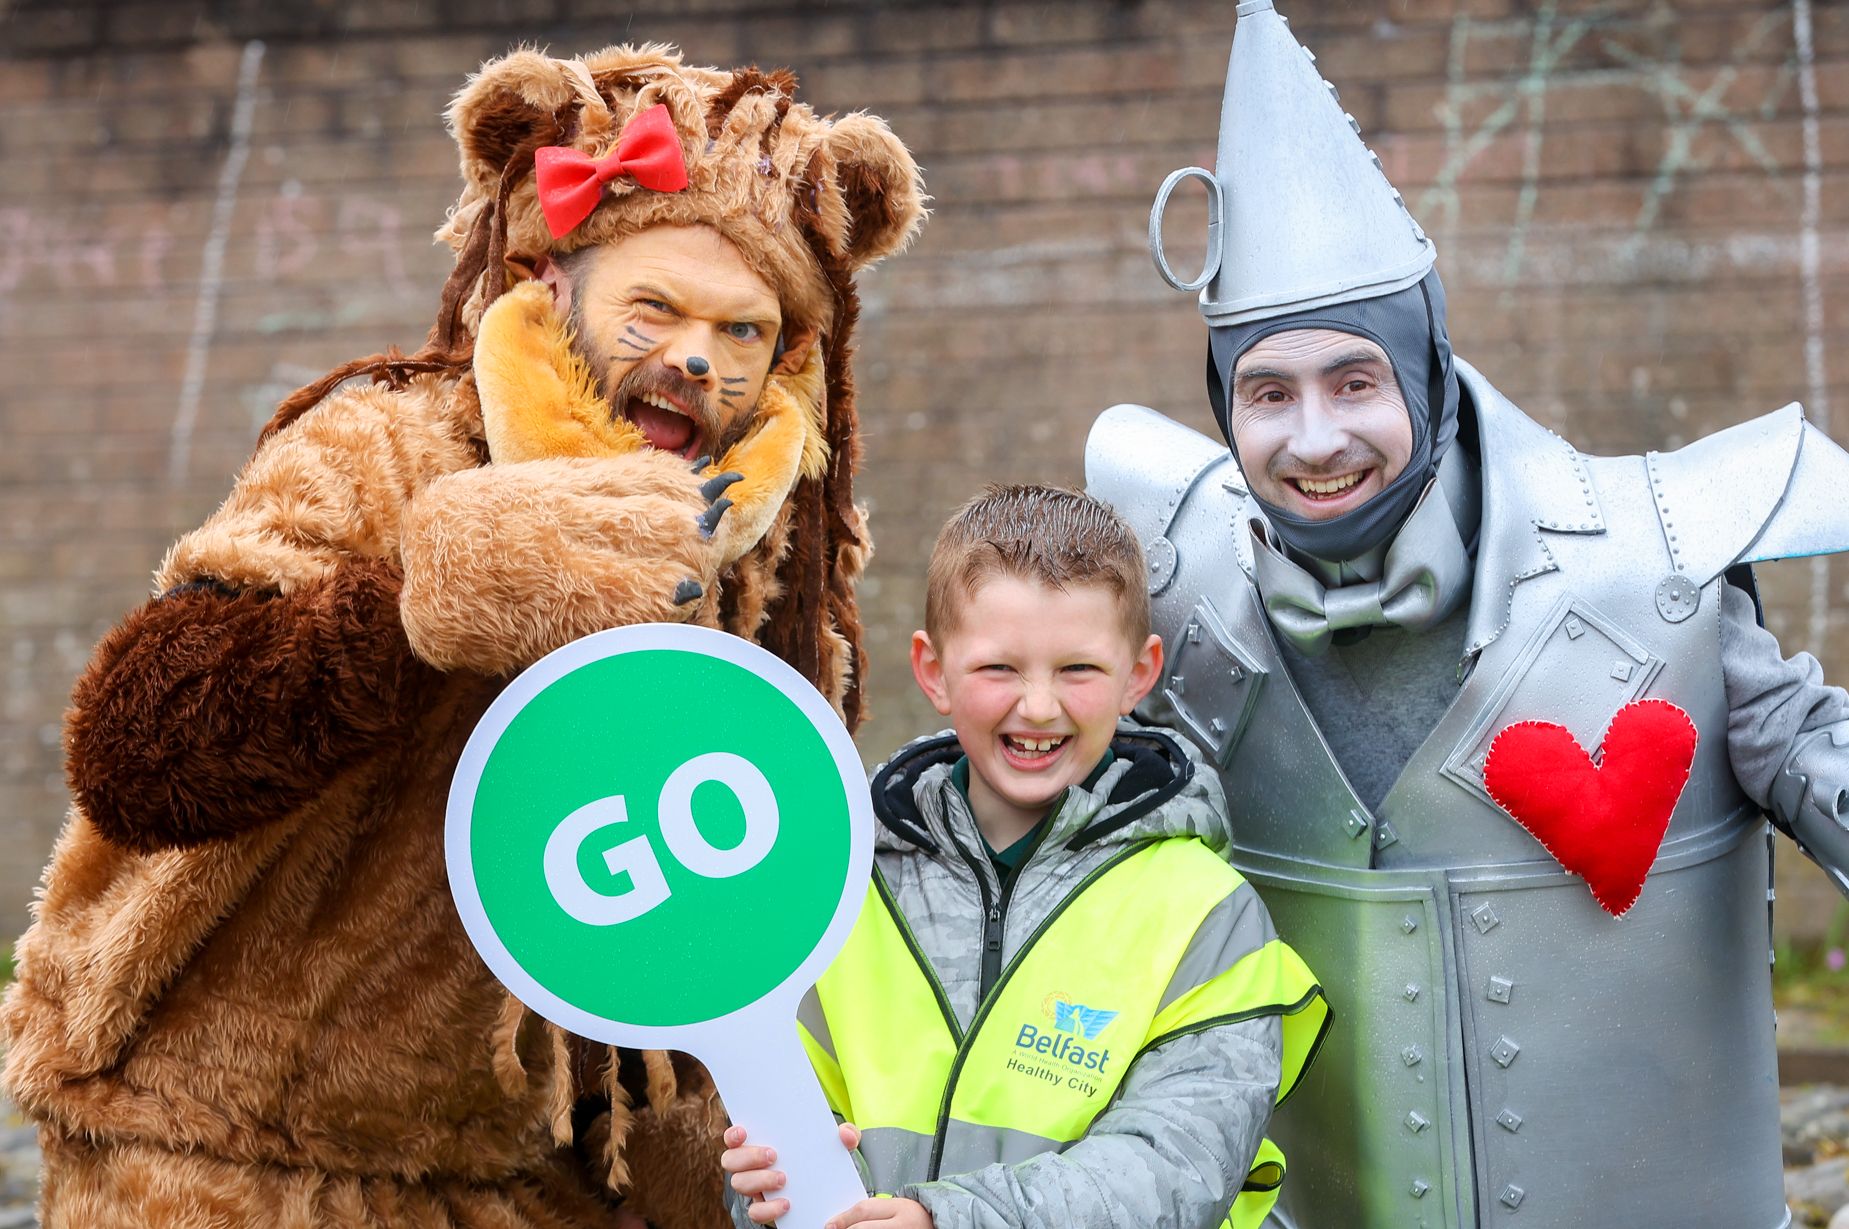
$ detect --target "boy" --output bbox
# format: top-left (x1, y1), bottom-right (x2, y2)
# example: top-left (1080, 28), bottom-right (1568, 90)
top-left (723, 485), bottom-right (1327, 1229)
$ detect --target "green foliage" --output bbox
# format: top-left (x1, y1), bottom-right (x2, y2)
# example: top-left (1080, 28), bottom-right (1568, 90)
top-left (0, 943), bottom-right (12, 987)
top-left (1773, 900), bottom-right (1849, 1047)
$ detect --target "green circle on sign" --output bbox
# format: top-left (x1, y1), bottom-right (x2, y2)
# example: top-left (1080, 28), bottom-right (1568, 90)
top-left (466, 646), bottom-right (852, 1028)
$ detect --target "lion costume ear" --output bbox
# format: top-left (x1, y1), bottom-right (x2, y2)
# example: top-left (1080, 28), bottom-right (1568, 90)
top-left (811, 112), bottom-right (928, 269)
top-left (449, 50), bottom-right (610, 187)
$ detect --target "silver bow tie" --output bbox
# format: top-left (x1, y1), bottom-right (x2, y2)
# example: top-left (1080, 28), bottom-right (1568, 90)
top-left (1251, 451), bottom-right (1478, 655)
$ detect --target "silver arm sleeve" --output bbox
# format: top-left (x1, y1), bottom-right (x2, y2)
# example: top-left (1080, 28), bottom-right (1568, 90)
top-left (902, 1015), bottom-right (1282, 1229)
top-left (726, 1184), bottom-right (754, 1229)
top-left (1719, 578), bottom-right (1849, 894)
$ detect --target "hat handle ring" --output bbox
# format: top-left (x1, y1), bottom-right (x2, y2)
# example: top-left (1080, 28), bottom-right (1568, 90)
top-left (1149, 167), bottom-right (1224, 294)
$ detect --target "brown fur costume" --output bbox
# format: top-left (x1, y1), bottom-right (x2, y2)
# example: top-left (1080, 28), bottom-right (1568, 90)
top-left (1, 45), bottom-right (923, 1229)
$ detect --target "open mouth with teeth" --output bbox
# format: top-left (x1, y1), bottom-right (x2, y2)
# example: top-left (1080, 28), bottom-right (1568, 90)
top-left (622, 391), bottom-right (706, 461)
top-left (1288, 469), bottom-right (1371, 504)
top-left (1000, 733), bottom-right (1070, 770)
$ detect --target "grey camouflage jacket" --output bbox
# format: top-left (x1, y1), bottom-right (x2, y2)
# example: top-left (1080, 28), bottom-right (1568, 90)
top-left (732, 720), bottom-right (1290, 1229)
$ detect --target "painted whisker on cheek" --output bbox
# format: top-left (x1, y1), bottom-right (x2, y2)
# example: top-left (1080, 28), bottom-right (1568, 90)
top-left (615, 336), bottom-right (651, 353)
top-left (624, 326), bottom-right (656, 342)
top-left (719, 375), bottom-right (748, 385)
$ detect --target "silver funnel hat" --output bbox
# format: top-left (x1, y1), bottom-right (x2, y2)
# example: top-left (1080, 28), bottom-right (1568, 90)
top-left (1150, 0), bottom-right (1436, 324)
top-left (1155, 0), bottom-right (1457, 563)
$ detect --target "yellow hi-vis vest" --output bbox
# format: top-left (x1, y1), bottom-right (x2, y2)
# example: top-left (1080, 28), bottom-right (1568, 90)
top-left (798, 837), bottom-right (1329, 1229)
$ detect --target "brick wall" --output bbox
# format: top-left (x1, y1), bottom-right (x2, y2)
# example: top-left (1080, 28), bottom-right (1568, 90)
top-left (2, 0), bottom-right (1846, 942)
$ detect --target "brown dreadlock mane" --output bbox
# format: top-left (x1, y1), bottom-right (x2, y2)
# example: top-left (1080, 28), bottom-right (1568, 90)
top-left (251, 117), bottom-right (566, 453)
top-left (756, 256), bottom-right (869, 732)
top-left (697, 66), bottom-right (873, 733)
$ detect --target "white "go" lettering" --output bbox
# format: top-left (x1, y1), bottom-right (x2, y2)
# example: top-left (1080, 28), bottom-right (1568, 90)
top-left (543, 753), bottom-right (781, 926)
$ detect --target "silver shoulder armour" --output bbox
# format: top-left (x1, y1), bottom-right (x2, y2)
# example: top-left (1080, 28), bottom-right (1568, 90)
top-left (1084, 404), bottom-right (1235, 584)
top-left (1656, 404), bottom-right (1849, 897)
top-left (1647, 401), bottom-right (1849, 584)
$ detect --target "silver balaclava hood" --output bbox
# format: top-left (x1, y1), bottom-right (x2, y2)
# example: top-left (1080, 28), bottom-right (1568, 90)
top-left (1208, 271), bottom-right (1461, 562)
top-left (1150, 0), bottom-right (1459, 563)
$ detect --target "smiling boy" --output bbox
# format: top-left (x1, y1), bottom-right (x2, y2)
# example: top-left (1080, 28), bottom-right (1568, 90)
top-left (722, 484), bottom-right (1328, 1229)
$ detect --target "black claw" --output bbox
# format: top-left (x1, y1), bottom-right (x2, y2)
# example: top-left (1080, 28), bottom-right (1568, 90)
top-left (689, 455), bottom-right (712, 472)
top-left (700, 471), bottom-right (744, 503)
top-left (697, 497), bottom-right (734, 539)
top-left (673, 579), bottom-right (703, 606)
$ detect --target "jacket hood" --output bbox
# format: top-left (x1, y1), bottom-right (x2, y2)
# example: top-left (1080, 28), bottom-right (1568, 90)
top-left (868, 720), bottom-right (1233, 859)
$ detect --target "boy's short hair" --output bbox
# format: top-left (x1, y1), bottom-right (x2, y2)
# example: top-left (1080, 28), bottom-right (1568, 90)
top-left (925, 484), bottom-right (1151, 645)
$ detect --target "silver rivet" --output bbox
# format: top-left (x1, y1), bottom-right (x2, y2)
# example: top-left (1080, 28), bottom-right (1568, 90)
top-left (1186, 622), bottom-right (1202, 643)
top-left (1410, 1179), bottom-right (1430, 1199)
top-left (1402, 915), bottom-right (1419, 934)
top-left (1564, 616), bottom-right (1584, 639)
top-left (1209, 717), bottom-right (1228, 737)
top-left (1402, 1045), bottom-right (1424, 1067)
top-left (1497, 1107), bottom-right (1523, 1132)
top-left (1611, 661), bottom-right (1633, 682)
top-left (1405, 1110), bottom-right (1430, 1133)
top-left (1344, 811), bottom-right (1370, 840)
top-left (1656, 574), bottom-right (1700, 623)
top-left (1501, 1184), bottom-right (1525, 1209)
top-left (1487, 975), bottom-right (1514, 1004)
top-left (1404, 982), bottom-right (1421, 1001)
top-left (1168, 675), bottom-right (1185, 695)
top-left (1471, 904), bottom-right (1500, 935)
top-left (1376, 820), bottom-right (1400, 850)
top-left (1227, 663), bottom-right (1245, 683)
top-left (1491, 1035), bottom-right (1521, 1068)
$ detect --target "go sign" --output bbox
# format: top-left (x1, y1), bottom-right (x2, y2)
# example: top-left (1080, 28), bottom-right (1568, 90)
top-left (448, 623), bottom-right (873, 1227)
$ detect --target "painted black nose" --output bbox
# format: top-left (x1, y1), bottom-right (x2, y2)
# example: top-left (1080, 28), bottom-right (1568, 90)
top-left (686, 355), bottom-right (711, 376)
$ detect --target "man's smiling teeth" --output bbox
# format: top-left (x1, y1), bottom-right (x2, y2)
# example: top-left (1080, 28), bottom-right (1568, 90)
top-left (1005, 735), bottom-right (1067, 754)
top-left (1295, 472), bottom-right (1363, 496)
top-left (636, 391), bottom-right (684, 416)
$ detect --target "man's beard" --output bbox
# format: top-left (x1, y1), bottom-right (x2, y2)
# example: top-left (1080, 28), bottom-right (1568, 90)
top-left (577, 338), bottom-right (758, 462)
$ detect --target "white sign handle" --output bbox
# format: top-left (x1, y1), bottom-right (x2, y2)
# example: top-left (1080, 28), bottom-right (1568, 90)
top-left (705, 1014), bottom-right (869, 1229)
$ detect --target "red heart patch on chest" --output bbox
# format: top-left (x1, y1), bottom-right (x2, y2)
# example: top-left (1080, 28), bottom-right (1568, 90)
top-left (1481, 699), bottom-right (1698, 917)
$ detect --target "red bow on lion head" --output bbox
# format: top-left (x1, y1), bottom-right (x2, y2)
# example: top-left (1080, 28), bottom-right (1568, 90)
top-left (534, 103), bottom-right (689, 238)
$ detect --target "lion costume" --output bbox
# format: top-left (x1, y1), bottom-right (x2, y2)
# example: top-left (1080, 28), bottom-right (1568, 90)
top-left (1, 45), bottom-right (923, 1229)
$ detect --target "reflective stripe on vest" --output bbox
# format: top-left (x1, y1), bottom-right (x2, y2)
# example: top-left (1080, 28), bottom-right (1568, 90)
top-left (799, 838), bottom-right (1329, 1229)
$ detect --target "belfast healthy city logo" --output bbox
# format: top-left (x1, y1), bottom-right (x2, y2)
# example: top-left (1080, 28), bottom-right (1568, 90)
top-left (1053, 999), bottom-right (1118, 1040)
top-left (1005, 992), bottom-right (1118, 1100)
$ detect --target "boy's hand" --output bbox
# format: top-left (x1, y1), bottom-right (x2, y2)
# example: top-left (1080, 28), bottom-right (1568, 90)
top-left (827, 1197), bottom-right (933, 1229)
top-left (722, 1122), bottom-right (871, 1226)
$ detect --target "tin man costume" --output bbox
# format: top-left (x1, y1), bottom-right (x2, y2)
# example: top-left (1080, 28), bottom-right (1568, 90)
top-left (1086, 3), bottom-right (1849, 1226)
